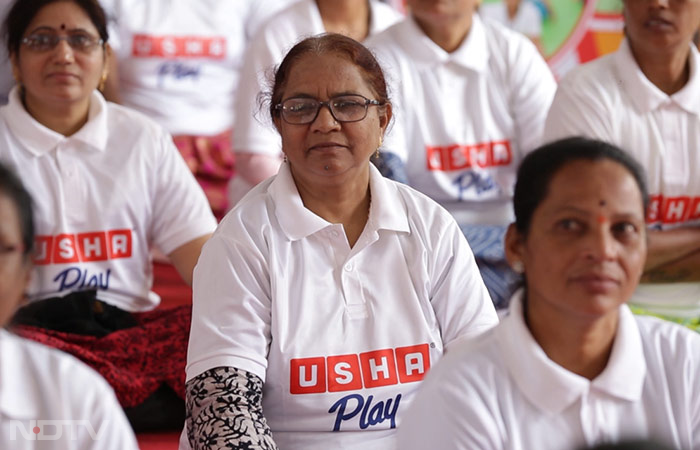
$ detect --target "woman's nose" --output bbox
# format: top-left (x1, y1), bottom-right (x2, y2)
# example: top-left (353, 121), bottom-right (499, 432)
top-left (585, 227), bottom-right (617, 261)
top-left (311, 104), bottom-right (341, 132)
top-left (52, 39), bottom-right (75, 63)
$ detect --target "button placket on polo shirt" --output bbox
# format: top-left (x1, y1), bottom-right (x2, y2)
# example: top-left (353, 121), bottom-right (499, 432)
top-left (56, 141), bottom-right (86, 223)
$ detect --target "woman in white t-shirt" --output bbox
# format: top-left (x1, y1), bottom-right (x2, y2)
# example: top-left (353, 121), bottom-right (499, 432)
top-left (398, 138), bottom-right (700, 450)
top-left (0, 162), bottom-right (138, 450)
top-left (98, 0), bottom-right (296, 219)
top-left (366, 0), bottom-right (556, 308)
top-left (185, 33), bottom-right (497, 449)
top-left (0, 0), bottom-right (216, 431)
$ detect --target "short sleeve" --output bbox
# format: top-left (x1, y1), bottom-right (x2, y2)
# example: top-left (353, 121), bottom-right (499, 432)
top-left (507, 34), bottom-right (556, 154)
top-left (543, 73), bottom-right (616, 144)
top-left (150, 129), bottom-right (217, 255)
top-left (367, 42), bottom-right (409, 164)
top-left (186, 215), bottom-right (272, 381)
top-left (428, 215), bottom-right (498, 346)
top-left (232, 24), bottom-right (289, 158)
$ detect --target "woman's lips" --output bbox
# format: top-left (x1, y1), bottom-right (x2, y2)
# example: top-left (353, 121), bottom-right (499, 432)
top-left (571, 274), bottom-right (620, 293)
top-left (309, 142), bottom-right (347, 151)
top-left (645, 17), bottom-right (674, 32)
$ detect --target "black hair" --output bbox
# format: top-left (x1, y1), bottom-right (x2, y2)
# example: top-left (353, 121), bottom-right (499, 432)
top-left (3, 0), bottom-right (109, 56)
top-left (514, 137), bottom-right (649, 235)
top-left (0, 162), bottom-right (34, 258)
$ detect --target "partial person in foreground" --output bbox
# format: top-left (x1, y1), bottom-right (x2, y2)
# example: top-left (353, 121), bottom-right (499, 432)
top-left (398, 138), bottom-right (700, 450)
top-left (185, 33), bottom-right (497, 450)
top-left (0, 0), bottom-right (216, 431)
top-left (0, 162), bottom-right (138, 450)
top-left (366, 0), bottom-right (556, 307)
top-left (544, 0), bottom-right (700, 328)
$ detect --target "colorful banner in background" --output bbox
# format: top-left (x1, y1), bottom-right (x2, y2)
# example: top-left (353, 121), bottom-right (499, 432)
top-left (384, 0), bottom-right (625, 79)
top-left (541, 0), bottom-right (624, 78)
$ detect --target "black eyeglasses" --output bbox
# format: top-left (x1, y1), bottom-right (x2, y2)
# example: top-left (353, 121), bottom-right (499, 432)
top-left (275, 94), bottom-right (383, 125)
top-left (21, 32), bottom-right (104, 53)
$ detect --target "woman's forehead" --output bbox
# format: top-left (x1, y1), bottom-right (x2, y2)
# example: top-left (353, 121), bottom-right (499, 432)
top-left (284, 53), bottom-right (373, 96)
top-left (540, 160), bottom-right (644, 215)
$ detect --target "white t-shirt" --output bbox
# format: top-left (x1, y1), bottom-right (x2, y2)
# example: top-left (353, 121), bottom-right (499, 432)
top-left (0, 88), bottom-right (217, 312)
top-left (187, 163), bottom-right (498, 449)
top-left (232, 0), bottom-right (401, 158)
top-left (366, 14), bottom-right (556, 226)
top-left (0, 330), bottom-right (138, 449)
top-left (544, 39), bottom-right (700, 318)
top-left (398, 292), bottom-right (700, 450)
top-left (99, 0), bottom-right (295, 136)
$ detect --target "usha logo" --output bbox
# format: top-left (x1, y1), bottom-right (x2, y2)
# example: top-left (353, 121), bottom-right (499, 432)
top-left (34, 229), bottom-right (133, 265)
top-left (10, 420), bottom-right (109, 441)
top-left (290, 344), bottom-right (430, 395)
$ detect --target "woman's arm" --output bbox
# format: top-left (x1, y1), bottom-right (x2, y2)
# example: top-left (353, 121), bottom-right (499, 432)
top-left (168, 234), bottom-right (212, 286)
top-left (186, 366), bottom-right (277, 450)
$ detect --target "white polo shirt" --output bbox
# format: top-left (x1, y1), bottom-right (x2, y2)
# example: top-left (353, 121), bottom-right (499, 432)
top-left (187, 163), bottom-right (498, 449)
top-left (0, 88), bottom-right (217, 312)
top-left (479, 0), bottom-right (543, 39)
top-left (232, 0), bottom-right (401, 158)
top-left (99, 0), bottom-right (295, 136)
top-left (544, 39), bottom-right (700, 318)
top-left (366, 15), bottom-right (556, 227)
top-left (398, 292), bottom-right (700, 450)
top-left (0, 330), bottom-right (138, 449)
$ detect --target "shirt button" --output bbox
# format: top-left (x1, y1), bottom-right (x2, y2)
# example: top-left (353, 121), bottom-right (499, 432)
top-left (332, 230), bottom-right (340, 238)
top-left (344, 263), bottom-right (353, 272)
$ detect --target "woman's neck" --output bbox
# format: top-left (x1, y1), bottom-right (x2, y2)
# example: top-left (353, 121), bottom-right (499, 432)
top-left (628, 39), bottom-right (691, 96)
top-left (317, 0), bottom-right (371, 42)
top-left (291, 166), bottom-right (371, 247)
top-left (412, 13), bottom-right (472, 53)
top-left (23, 93), bottom-right (91, 136)
top-left (525, 296), bottom-right (619, 380)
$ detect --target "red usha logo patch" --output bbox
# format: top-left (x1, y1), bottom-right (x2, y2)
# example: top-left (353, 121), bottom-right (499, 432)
top-left (290, 344), bottom-right (430, 395)
top-left (132, 34), bottom-right (226, 59)
top-left (426, 140), bottom-right (512, 171)
top-left (34, 229), bottom-right (133, 265)
top-left (647, 195), bottom-right (700, 225)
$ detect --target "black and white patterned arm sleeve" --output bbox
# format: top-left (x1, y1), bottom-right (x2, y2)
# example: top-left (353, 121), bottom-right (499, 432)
top-left (186, 366), bottom-right (278, 450)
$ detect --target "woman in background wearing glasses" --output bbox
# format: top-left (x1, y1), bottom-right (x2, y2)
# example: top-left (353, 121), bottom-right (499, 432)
top-left (184, 33), bottom-right (497, 449)
top-left (0, 0), bottom-right (216, 431)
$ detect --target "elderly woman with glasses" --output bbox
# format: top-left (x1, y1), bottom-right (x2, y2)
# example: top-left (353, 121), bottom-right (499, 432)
top-left (184, 33), bottom-right (498, 450)
top-left (0, 0), bottom-right (216, 431)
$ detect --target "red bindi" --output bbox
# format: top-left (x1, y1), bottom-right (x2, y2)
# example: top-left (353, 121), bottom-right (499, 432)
top-left (60, 24), bottom-right (66, 30)
top-left (597, 215), bottom-right (608, 224)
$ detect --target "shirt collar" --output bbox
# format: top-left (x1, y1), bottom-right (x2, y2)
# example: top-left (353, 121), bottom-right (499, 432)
top-left (399, 13), bottom-right (488, 72)
top-left (614, 38), bottom-right (700, 115)
top-left (497, 291), bottom-right (646, 415)
top-left (0, 330), bottom-right (41, 418)
top-left (269, 163), bottom-right (409, 241)
top-left (1, 87), bottom-right (109, 157)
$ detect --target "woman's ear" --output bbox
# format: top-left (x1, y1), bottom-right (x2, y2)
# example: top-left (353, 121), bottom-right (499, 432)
top-left (504, 223), bottom-right (525, 272)
top-left (379, 102), bottom-right (392, 133)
